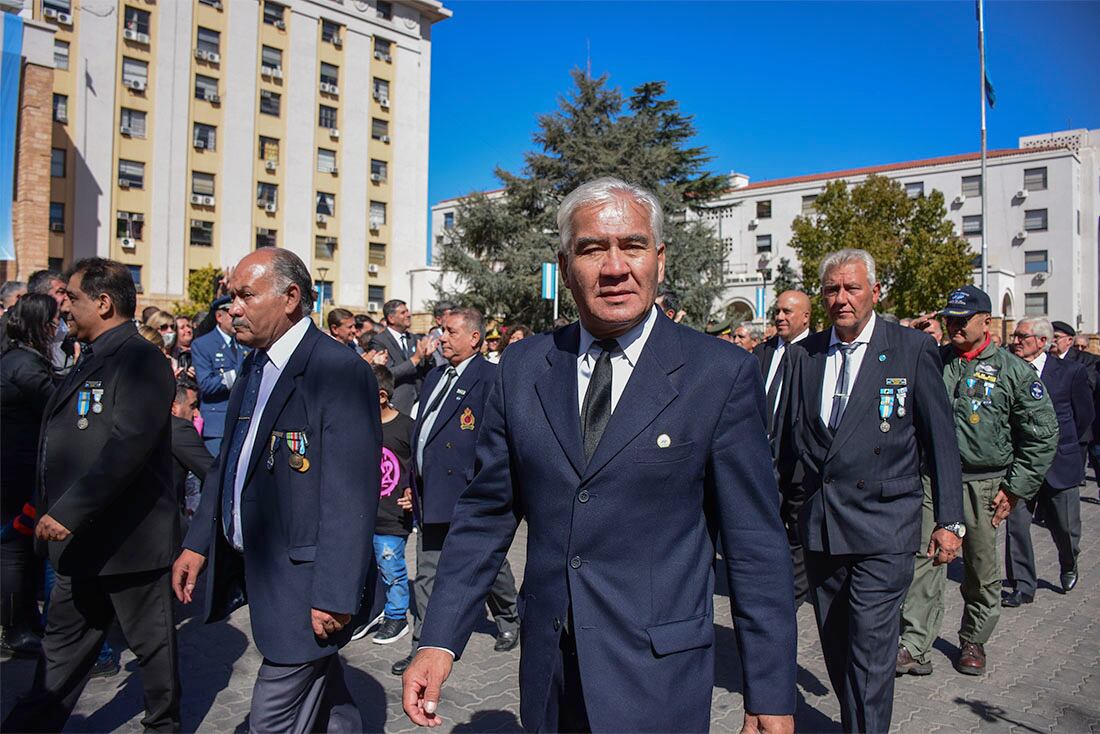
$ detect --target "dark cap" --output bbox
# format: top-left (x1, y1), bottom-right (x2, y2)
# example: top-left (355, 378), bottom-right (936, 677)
top-left (212, 295), bottom-right (232, 311)
top-left (1051, 320), bottom-right (1076, 337)
top-left (939, 285), bottom-right (991, 317)
top-left (706, 319), bottom-right (732, 336)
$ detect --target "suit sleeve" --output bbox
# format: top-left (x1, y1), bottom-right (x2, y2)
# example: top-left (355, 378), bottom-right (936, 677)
top-left (708, 357), bottom-right (796, 715)
top-left (1070, 363), bottom-right (1095, 443)
top-left (182, 445), bottom-right (222, 557)
top-left (1004, 372), bottom-right (1057, 500)
top-left (311, 357), bottom-right (382, 614)
top-left (48, 347), bottom-right (175, 533)
top-left (417, 365), bottom-right (522, 659)
top-left (911, 337), bottom-right (964, 525)
top-left (172, 421), bottom-right (215, 481)
top-left (192, 339), bottom-right (229, 401)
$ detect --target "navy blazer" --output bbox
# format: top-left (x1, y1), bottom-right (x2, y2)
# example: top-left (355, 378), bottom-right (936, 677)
top-left (411, 354), bottom-right (495, 525)
top-left (787, 319), bottom-right (964, 555)
top-left (184, 321), bottom-right (382, 665)
top-left (1039, 355), bottom-right (1094, 489)
top-left (190, 327), bottom-right (246, 440)
top-left (418, 313), bottom-right (797, 731)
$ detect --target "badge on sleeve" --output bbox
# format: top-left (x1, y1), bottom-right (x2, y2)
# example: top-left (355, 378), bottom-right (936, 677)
top-left (460, 407), bottom-right (476, 431)
top-left (1029, 381), bottom-right (1045, 400)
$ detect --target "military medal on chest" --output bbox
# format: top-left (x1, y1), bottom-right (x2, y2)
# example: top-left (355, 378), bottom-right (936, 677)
top-left (878, 388), bottom-right (895, 433)
top-left (76, 389), bottom-right (91, 430)
top-left (91, 387), bottom-right (104, 414)
top-left (286, 431), bottom-right (310, 472)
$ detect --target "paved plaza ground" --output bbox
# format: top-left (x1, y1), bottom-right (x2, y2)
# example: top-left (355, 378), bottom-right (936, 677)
top-left (3, 480), bottom-right (1099, 733)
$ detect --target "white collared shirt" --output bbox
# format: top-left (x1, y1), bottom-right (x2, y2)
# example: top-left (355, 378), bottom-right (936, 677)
top-left (416, 353), bottom-right (477, 468)
top-left (1028, 350), bottom-right (1048, 376)
top-left (764, 328), bottom-right (810, 397)
top-left (576, 306), bottom-right (659, 417)
top-left (387, 326), bottom-right (410, 356)
top-left (230, 316), bottom-right (311, 550)
top-left (819, 312), bottom-right (878, 427)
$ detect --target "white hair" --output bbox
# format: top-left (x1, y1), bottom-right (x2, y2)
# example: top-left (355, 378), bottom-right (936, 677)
top-left (819, 248), bottom-right (878, 287)
top-left (1018, 317), bottom-right (1053, 346)
top-left (556, 177), bottom-right (663, 258)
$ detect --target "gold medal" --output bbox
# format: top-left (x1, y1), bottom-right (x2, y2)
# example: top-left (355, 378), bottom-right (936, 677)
top-left (297, 457), bottom-right (310, 472)
top-left (968, 413), bottom-right (980, 424)
top-left (289, 453), bottom-right (304, 470)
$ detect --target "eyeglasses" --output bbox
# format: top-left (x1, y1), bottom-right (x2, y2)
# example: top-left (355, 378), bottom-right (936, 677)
top-left (158, 324), bottom-right (177, 332)
top-left (1009, 332), bottom-right (1037, 341)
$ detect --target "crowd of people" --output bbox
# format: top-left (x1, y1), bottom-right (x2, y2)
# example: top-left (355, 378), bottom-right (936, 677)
top-left (0, 174), bottom-right (1097, 734)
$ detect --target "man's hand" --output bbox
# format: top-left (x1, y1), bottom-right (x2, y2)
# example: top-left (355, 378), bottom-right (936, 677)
top-left (397, 487), bottom-right (413, 511)
top-left (311, 608), bottom-right (351, 640)
top-left (172, 549), bottom-right (207, 603)
top-left (411, 336), bottom-right (435, 365)
top-left (927, 527), bottom-right (962, 566)
top-left (35, 514), bottom-right (70, 542)
top-left (990, 488), bottom-right (1019, 527)
top-left (740, 713), bottom-right (795, 734)
top-left (403, 648), bottom-right (454, 727)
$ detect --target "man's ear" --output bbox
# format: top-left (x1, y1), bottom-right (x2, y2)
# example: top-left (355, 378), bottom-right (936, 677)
top-left (96, 293), bottom-right (113, 318)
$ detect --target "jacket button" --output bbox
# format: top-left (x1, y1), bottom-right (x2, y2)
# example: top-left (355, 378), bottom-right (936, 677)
top-left (446, 469), bottom-right (453, 476)
top-left (874, 447), bottom-right (881, 455)
top-left (553, 617), bottom-right (561, 631)
top-left (824, 476), bottom-right (832, 484)
top-left (446, 442), bottom-right (452, 449)
top-left (570, 556), bottom-right (582, 569)
top-left (577, 490), bottom-right (590, 503)
top-left (857, 480), bottom-right (865, 489)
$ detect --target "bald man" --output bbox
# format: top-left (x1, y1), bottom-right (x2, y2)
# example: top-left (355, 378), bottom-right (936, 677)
top-left (754, 290), bottom-right (814, 603)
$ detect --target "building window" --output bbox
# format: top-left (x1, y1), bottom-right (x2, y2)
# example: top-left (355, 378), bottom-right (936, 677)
top-left (192, 171), bottom-right (215, 196)
top-left (1024, 250), bottom-right (1048, 274)
top-left (54, 40), bottom-right (69, 70)
top-left (194, 74), bottom-right (218, 100)
top-left (370, 159), bottom-right (387, 182)
top-left (369, 242), bottom-right (386, 265)
top-left (801, 194), bottom-right (818, 215)
top-left (50, 148), bottom-right (66, 177)
top-left (755, 200), bottom-right (771, 219)
top-left (121, 57), bottom-right (148, 86)
top-left (1023, 167), bottom-right (1047, 192)
top-left (318, 104), bottom-right (337, 129)
top-left (49, 202), bottom-right (65, 231)
top-left (321, 19), bottom-right (341, 43)
top-left (190, 219), bottom-right (214, 247)
top-left (371, 118), bottom-right (389, 140)
top-left (260, 90), bottom-right (281, 116)
top-left (315, 280), bottom-right (334, 307)
top-left (261, 45), bottom-right (282, 73)
top-left (962, 214), bottom-right (982, 235)
top-left (193, 122), bottom-right (216, 150)
top-left (255, 228), bottom-right (277, 248)
top-left (317, 148), bottom-right (336, 173)
top-left (257, 182), bottom-right (278, 207)
top-left (370, 201), bottom-right (386, 229)
top-left (52, 94), bottom-right (68, 123)
top-left (315, 236), bottom-right (337, 260)
top-left (117, 211), bottom-right (145, 240)
top-left (905, 181), bottom-right (925, 198)
top-left (43, 0), bottom-right (70, 14)
top-left (124, 6), bottom-right (150, 35)
top-left (319, 62), bottom-right (339, 88)
top-left (127, 265), bottom-right (143, 293)
top-left (1023, 208), bottom-right (1048, 232)
top-left (316, 192), bottom-right (335, 217)
top-left (961, 175), bottom-right (982, 197)
top-left (120, 107), bottom-right (147, 136)
top-left (375, 38), bottom-right (392, 60)
top-left (1024, 292), bottom-right (1047, 316)
top-left (756, 235), bottom-right (772, 254)
top-left (259, 136), bottom-right (280, 163)
top-left (443, 212), bottom-right (454, 229)
top-left (372, 77), bottom-right (390, 103)
top-left (368, 285), bottom-right (386, 304)
top-left (118, 159), bottom-right (145, 189)
top-left (376, 0), bottom-right (392, 19)
top-left (262, 1), bottom-right (285, 26)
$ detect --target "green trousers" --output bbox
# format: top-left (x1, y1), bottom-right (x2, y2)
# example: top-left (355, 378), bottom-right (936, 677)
top-left (899, 476), bottom-right (1003, 663)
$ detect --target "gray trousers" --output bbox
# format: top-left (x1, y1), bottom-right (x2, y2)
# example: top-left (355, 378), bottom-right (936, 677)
top-left (249, 654), bottom-right (359, 734)
top-left (1005, 482), bottom-right (1081, 595)
top-left (411, 523), bottom-right (520, 648)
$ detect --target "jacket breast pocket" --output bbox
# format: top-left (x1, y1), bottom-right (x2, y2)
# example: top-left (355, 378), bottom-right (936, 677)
top-left (288, 545), bottom-right (316, 563)
top-left (634, 441), bottom-right (695, 464)
top-left (880, 475), bottom-right (921, 498)
top-left (646, 613), bottom-right (713, 656)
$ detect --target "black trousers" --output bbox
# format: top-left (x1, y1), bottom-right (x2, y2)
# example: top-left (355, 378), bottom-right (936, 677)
top-left (1005, 482), bottom-right (1081, 595)
top-left (248, 654), bottom-right (359, 734)
top-left (2, 567), bottom-right (180, 732)
top-left (0, 532), bottom-right (41, 632)
top-left (779, 482), bottom-right (808, 605)
top-left (541, 628), bottom-right (590, 733)
top-left (805, 551), bottom-right (913, 734)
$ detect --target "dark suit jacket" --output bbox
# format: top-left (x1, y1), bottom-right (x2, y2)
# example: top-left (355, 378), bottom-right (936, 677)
top-left (184, 321), bottom-right (382, 665)
top-left (368, 328), bottom-right (432, 414)
top-left (1039, 355), bottom-right (1094, 489)
top-left (0, 346), bottom-right (56, 522)
top-left (191, 327), bottom-right (246, 440)
top-left (35, 322), bottom-right (177, 576)
top-left (753, 334), bottom-right (811, 463)
top-left (786, 318), bottom-right (963, 555)
top-left (171, 415), bottom-right (214, 509)
top-left (418, 313), bottom-right (797, 731)
top-left (1063, 348), bottom-right (1100, 440)
top-left (411, 354), bottom-right (495, 525)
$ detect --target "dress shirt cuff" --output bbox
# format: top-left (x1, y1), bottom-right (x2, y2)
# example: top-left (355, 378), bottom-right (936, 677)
top-left (418, 646), bottom-right (456, 659)
top-left (221, 369), bottom-right (236, 389)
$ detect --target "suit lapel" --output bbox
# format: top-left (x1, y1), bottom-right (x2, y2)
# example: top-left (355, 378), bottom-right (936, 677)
top-left (412, 366), bottom-right (442, 455)
top-left (827, 320), bottom-right (892, 461)
top-left (425, 356), bottom-right (485, 446)
top-left (800, 332), bottom-right (829, 438)
top-left (535, 324), bottom-right (585, 477)
top-left (49, 327), bottom-right (135, 417)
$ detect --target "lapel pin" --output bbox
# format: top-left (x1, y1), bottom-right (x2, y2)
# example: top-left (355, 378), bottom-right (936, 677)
top-left (657, 434), bottom-right (671, 448)
top-left (878, 354), bottom-right (886, 362)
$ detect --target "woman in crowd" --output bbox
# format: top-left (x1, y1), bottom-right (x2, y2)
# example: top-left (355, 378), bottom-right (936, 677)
top-left (506, 324), bottom-right (532, 349)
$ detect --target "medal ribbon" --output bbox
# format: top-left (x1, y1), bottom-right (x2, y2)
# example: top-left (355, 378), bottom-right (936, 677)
top-left (77, 389), bottom-right (91, 418)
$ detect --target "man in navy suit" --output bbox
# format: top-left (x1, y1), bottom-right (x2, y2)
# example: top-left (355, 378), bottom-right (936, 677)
top-left (402, 177), bottom-right (796, 733)
top-left (368, 300), bottom-right (436, 414)
top-left (191, 295), bottom-right (247, 455)
top-left (1005, 317), bottom-right (1094, 597)
top-left (784, 249), bottom-right (963, 734)
top-left (389, 307), bottom-right (521, 676)
top-left (172, 248), bottom-right (381, 733)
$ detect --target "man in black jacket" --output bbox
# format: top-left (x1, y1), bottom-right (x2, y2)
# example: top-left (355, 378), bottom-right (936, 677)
top-left (3, 258), bottom-right (180, 732)
top-left (170, 380), bottom-right (214, 531)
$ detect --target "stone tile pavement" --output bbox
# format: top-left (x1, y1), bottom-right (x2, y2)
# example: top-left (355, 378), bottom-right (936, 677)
top-left (3, 482), bottom-right (1100, 732)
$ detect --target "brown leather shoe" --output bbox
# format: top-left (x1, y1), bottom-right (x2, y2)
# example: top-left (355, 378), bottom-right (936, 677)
top-left (896, 645), bottom-right (933, 676)
top-left (955, 640), bottom-right (986, 676)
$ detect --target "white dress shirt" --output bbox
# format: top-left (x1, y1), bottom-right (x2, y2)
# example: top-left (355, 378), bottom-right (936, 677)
top-left (216, 324), bottom-right (238, 389)
top-left (764, 328), bottom-right (811, 397)
top-left (576, 305), bottom-right (659, 417)
top-left (229, 316), bottom-right (311, 550)
top-left (1028, 350), bottom-right (1047, 376)
top-left (819, 312), bottom-right (878, 427)
top-left (387, 326), bottom-right (411, 357)
top-left (416, 353), bottom-right (476, 467)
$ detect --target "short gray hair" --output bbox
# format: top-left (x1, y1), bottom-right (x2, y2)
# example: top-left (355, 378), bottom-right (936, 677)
top-left (268, 249), bottom-right (315, 318)
top-left (819, 248), bottom-right (878, 287)
top-left (0, 280), bottom-right (25, 302)
top-left (448, 306), bottom-right (485, 348)
top-left (736, 322), bottom-right (764, 341)
top-left (1018, 317), bottom-right (1053, 346)
top-left (556, 177), bottom-right (664, 258)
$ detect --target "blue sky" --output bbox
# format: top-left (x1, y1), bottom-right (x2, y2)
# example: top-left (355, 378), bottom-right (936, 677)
top-left (426, 1), bottom-right (1099, 205)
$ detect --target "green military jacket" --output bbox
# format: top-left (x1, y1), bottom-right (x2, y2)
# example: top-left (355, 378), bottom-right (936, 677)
top-left (940, 339), bottom-right (1058, 500)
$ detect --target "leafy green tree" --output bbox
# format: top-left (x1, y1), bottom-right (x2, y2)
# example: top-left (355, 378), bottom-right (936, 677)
top-left (437, 71), bottom-right (727, 329)
top-left (788, 174), bottom-right (974, 322)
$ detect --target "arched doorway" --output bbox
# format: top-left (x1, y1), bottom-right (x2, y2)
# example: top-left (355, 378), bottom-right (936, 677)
top-left (1000, 292), bottom-right (1014, 345)
top-left (725, 299), bottom-right (754, 325)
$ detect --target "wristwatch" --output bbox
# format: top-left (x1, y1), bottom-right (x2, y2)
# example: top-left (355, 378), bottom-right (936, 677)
top-left (936, 521), bottom-right (966, 539)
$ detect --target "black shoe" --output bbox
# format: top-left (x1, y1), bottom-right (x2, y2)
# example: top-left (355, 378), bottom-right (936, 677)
top-left (1002, 589), bottom-right (1034, 607)
top-left (1060, 566), bottom-right (1079, 593)
top-left (372, 618), bottom-right (409, 645)
top-left (391, 654), bottom-right (412, 676)
top-left (494, 630), bottom-right (519, 652)
top-left (89, 656), bottom-right (120, 679)
top-left (0, 627), bottom-right (41, 659)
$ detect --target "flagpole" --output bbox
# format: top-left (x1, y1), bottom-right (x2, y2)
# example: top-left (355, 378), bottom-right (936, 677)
top-left (978, 0), bottom-right (988, 292)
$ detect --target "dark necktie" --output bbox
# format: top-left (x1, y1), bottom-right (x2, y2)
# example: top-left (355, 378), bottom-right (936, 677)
top-left (582, 339), bottom-right (619, 462)
top-left (423, 366), bottom-right (457, 418)
top-left (828, 343), bottom-right (857, 432)
top-left (401, 333), bottom-right (411, 359)
top-left (765, 349), bottom-right (784, 435)
top-left (221, 350), bottom-right (269, 542)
